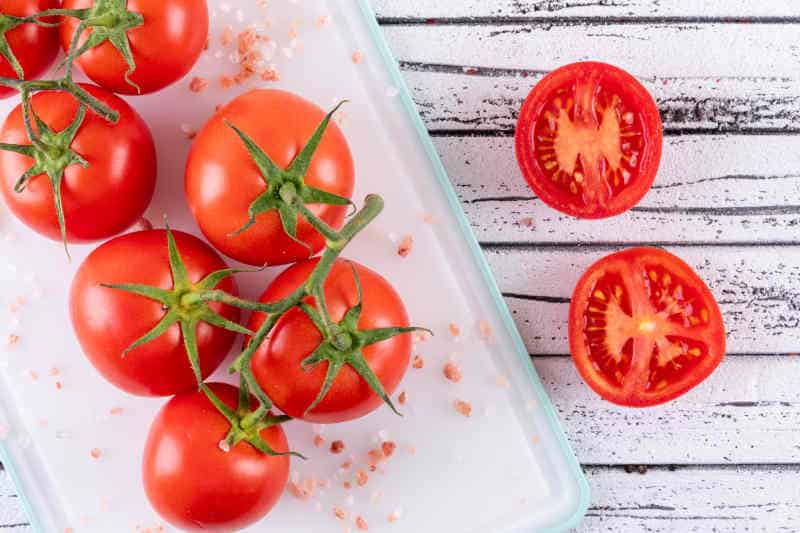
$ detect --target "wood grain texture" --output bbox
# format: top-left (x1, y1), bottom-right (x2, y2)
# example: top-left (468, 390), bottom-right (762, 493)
top-left (580, 465), bottom-right (800, 532)
top-left (434, 135), bottom-right (800, 244)
top-left (370, 0), bottom-right (800, 20)
top-left (0, 470), bottom-right (30, 531)
top-left (486, 246), bottom-right (800, 355)
top-left (381, 24), bottom-right (800, 78)
top-left (380, 23), bottom-right (800, 134)
top-left (536, 356), bottom-right (800, 464)
top-left (401, 68), bottom-right (800, 133)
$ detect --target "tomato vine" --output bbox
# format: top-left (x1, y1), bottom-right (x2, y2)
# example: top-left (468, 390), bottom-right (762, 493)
top-left (0, 2), bottom-right (149, 254)
top-left (107, 104), bottom-right (429, 456)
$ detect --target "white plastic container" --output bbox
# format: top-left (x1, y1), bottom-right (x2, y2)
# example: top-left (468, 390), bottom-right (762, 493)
top-left (0, 1), bottom-right (588, 531)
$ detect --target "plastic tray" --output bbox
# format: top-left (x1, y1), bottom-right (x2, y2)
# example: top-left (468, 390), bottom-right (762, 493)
top-left (0, 1), bottom-right (588, 531)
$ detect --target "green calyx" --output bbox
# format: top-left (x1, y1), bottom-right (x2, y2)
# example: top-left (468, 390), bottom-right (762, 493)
top-left (102, 223), bottom-right (264, 387)
top-left (298, 264), bottom-right (431, 417)
top-left (0, 13), bottom-right (35, 80)
top-left (0, 104), bottom-right (89, 256)
top-left (226, 101), bottom-right (353, 247)
top-left (0, 11), bottom-right (61, 80)
top-left (50, 0), bottom-right (145, 93)
top-left (202, 382), bottom-right (304, 458)
top-left (0, 14), bottom-right (26, 80)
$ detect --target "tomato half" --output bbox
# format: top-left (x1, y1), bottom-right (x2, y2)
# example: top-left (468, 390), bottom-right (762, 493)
top-left (0, 84), bottom-right (156, 242)
top-left (0, 0), bottom-right (60, 99)
top-left (569, 247), bottom-right (726, 407)
top-left (59, 0), bottom-right (208, 95)
top-left (143, 383), bottom-right (290, 532)
top-left (250, 259), bottom-right (411, 423)
top-left (516, 61), bottom-right (663, 218)
top-left (185, 90), bottom-right (355, 266)
top-left (70, 230), bottom-right (240, 396)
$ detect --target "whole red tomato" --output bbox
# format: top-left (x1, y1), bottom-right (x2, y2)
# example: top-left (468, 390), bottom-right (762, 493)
top-left (516, 61), bottom-right (663, 218)
top-left (0, 84), bottom-right (156, 242)
top-left (185, 90), bottom-right (355, 266)
top-left (70, 230), bottom-right (240, 396)
top-left (59, 0), bottom-right (208, 95)
top-left (143, 383), bottom-right (290, 532)
top-left (569, 247), bottom-right (726, 407)
top-left (250, 259), bottom-right (412, 423)
top-left (0, 0), bottom-right (60, 99)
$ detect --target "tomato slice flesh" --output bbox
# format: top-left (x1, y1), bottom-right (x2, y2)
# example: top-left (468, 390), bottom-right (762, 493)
top-left (535, 72), bottom-right (645, 209)
top-left (516, 62), bottom-right (662, 219)
top-left (571, 248), bottom-right (726, 406)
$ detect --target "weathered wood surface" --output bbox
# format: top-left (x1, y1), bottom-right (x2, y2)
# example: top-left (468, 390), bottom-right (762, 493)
top-left (371, 1), bottom-right (800, 20)
top-left (0, 470), bottom-right (28, 531)
top-left (378, 24), bottom-right (800, 134)
top-left (536, 356), bottom-right (800, 464)
top-left (486, 246), bottom-right (800, 355)
top-left (579, 465), bottom-right (800, 532)
top-left (435, 135), bottom-right (800, 244)
top-left (401, 68), bottom-right (800, 133)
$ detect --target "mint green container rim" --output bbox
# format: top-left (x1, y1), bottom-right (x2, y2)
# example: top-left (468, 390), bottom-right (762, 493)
top-left (1, 4), bottom-right (589, 532)
top-left (356, 1), bottom-right (590, 531)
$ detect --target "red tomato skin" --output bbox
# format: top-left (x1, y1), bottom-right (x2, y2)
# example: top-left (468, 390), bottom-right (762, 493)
top-left (143, 383), bottom-right (290, 532)
top-left (0, 0), bottom-right (60, 99)
top-left (0, 84), bottom-right (156, 242)
top-left (569, 247), bottom-right (726, 407)
top-left (515, 61), bottom-right (663, 219)
top-left (250, 259), bottom-right (411, 423)
top-left (185, 90), bottom-right (355, 266)
top-left (70, 230), bottom-right (240, 397)
top-left (59, 0), bottom-right (208, 95)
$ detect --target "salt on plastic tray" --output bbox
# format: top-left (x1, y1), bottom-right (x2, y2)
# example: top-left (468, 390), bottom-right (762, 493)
top-left (0, 1), bottom-right (588, 531)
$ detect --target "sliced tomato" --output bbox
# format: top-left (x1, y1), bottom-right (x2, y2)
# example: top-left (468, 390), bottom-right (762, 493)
top-left (569, 247), bottom-right (726, 407)
top-left (516, 61), bottom-right (663, 218)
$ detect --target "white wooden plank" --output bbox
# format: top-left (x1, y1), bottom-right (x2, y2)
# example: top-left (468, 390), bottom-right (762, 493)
top-left (371, 0), bottom-right (800, 19)
top-left (0, 469), bottom-right (30, 531)
top-left (402, 68), bottom-right (800, 132)
top-left (536, 356), bottom-right (800, 464)
top-left (384, 23), bottom-right (800, 132)
top-left (382, 24), bottom-right (800, 78)
top-left (485, 246), bottom-right (800, 354)
top-left (581, 465), bottom-right (800, 532)
top-left (433, 135), bottom-right (800, 243)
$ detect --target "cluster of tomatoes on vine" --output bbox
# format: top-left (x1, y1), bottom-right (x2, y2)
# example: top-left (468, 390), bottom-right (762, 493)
top-left (0, 1), bottom-right (427, 531)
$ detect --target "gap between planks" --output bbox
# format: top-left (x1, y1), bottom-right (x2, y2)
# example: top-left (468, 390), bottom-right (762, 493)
top-left (381, 24), bottom-right (800, 133)
top-left (377, 16), bottom-right (800, 26)
top-left (369, 0), bottom-right (800, 20)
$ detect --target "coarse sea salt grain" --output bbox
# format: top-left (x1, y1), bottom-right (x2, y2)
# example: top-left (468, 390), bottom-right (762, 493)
top-left (388, 507), bottom-right (404, 522)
